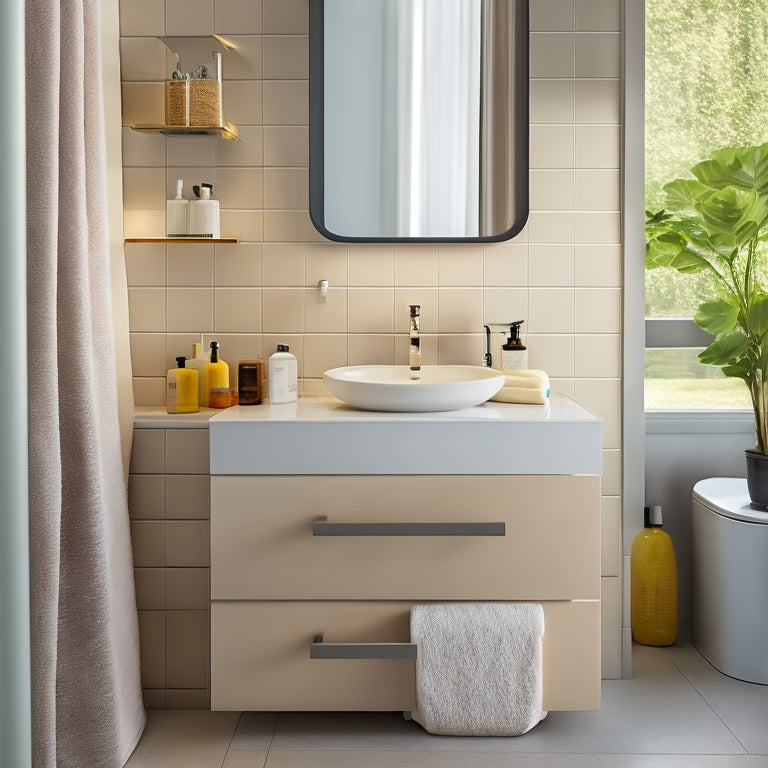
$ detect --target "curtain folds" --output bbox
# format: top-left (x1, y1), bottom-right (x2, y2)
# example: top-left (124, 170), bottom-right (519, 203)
top-left (26, 0), bottom-right (145, 766)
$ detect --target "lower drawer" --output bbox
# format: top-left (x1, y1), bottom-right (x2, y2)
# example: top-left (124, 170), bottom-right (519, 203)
top-left (211, 600), bottom-right (600, 712)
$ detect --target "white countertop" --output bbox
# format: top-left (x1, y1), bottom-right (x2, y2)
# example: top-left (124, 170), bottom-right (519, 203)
top-left (208, 394), bottom-right (602, 476)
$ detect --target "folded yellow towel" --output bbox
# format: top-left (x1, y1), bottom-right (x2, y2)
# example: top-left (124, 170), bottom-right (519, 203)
top-left (491, 369), bottom-right (550, 405)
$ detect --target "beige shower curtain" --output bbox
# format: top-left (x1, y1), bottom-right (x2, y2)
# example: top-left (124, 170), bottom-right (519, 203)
top-left (26, 0), bottom-right (145, 766)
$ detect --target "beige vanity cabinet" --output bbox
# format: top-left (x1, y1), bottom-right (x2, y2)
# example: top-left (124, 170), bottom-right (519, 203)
top-left (209, 397), bottom-right (602, 713)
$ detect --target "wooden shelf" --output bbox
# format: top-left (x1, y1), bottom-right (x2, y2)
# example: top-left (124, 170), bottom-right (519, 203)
top-left (125, 236), bottom-right (240, 244)
top-left (130, 122), bottom-right (239, 140)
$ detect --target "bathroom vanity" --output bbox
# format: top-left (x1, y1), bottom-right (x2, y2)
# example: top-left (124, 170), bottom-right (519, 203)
top-left (209, 395), bottom-right (602, 712)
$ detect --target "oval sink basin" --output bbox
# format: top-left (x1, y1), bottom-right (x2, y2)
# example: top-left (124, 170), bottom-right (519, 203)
top-left (322, 365), bottom-right (505, 412)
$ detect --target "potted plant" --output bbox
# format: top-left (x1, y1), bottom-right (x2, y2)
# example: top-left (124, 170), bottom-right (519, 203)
top-left (646, 142), bottom-right (768, 506)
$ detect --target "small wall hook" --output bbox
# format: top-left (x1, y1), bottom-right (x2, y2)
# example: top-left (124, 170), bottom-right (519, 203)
top-left (318, 279), bottom-right (328, 306)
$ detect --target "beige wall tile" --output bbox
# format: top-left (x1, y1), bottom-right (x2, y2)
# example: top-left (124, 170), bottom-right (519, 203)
top-left (134, 378), bottom-right (166, 407)
top-left (166, 0), bottom-right (213, 34)
top-left (483, 242), bottom-right (528, 287)
top-left (129, 474), bottom-right (166, 520)
top-left (437, 288), bottom-right (484, 334)
top-left (530, 126), bottom-right (574, 169)
top-left (166, 429), bottom-right (210, 474)
top-left (166, 137), bottom-right (216, 168)
top-left (214, 288), bottom-right (262, 332)
top-left (263, 0), bottom-right (308, 34)
top-left (124, 209), bottom-right (166, 239)
top-left (262, 243), bottom-right (305, 286)
top-left (120, 37), bottom-right (166, 81)
top-left (263, 210), bottom-right (310, 242)
top-left (394, 245), bottom-right (439, 287)
top-left (131, 520), bottom-right (166, 567)
top-left (263, 36), bottom-right (308, 80)
top-left (129, 288), bottom-right (167, 333)
top-left (575, 287), bottom-right (622, 333)
top-left (215, 334), bottom-right (264, 374)
top-left (530, 33), bottom-right (575, 78)
top-left (125, 243), bottom-right (166, 287)
top-left (263, 126), bottom-right (308, 166)
top-left (575, 212), bottom-right (621, 244)
top-left (264, 168), bottom-right (308, 209)
top-left (122, 127), bottom-right (166, 167)
top-left (347, 245), bottom-right (394, 286)
top-left (526, 334), bottom-right (575, 378)
top-left (262, 81), bottom-right (308, 125)
top-left (393, 289), bottom-right (439, 333)
top-left (529, 244), bottom-right (575, 287)
top-left (601, 495), bottom-right (621, 576)
top-left (167, 521), bottom-right (211, 567)
top-left (124, 167), bottom-right (166, 210)
top-left (215, 243), bottom-right (261, 286)
top-left (215, 0), bottom-right (261, 34)
top-left (167, 288), bottom-right (214, 333)
top-left (215, 127), bottom-right (264, 167)
top-left (575, 334), bottom-right (622, 378)
top-left (121, 82), bottom-right (165, 126)
top-left (438, 244), bottom-right (484, 287)
top-left (166, 475), bottom-right (211, 520)
top-left (575, 170), bottom-right (621, 211)
top-left (528, 211), bottom-right (575, 243)
top-left (223, 81), bottom-right (262, 126)
top-left (166, 611), bottom-right (209, 688)
top-left (348, 289), bottom-right (394, 334)
top-left (262, 288), bottom-right (305, 333)
top-left (304, 288), bottom-right (347, 333)
top-left (575, 79), bottom-right (621, 124)
top-left (530, 170), bottom-right (575, 211)
top-left (306, 243), bottom-right (348, 285)
top-left (120, 0), bottom-right (165, 35)
top-left (438, 334), bottom-right (483, 366)
top-left (131, 333), bottom-right (168, 377)
top-left (216, 167), bottom-right (263, 209)
top-left (219, 36), bottom-right (262, 79)
top-left (575, 244), bottom-right (622, 287)
top-left (530, 79), bottom-right (575, 124)
top-left (222, 210), bottom-right (263, 242)
top-left (138, 611), bottom-right (166, 688)
top-left (167, 244), bottom-right (215, 287)
top-left (602, 448), bottom-right (622, 496)
top-left (529, 288), bottom-right (575, 334)
top-left (576, 125), bottom-right (621, 169)
top-left (530, 0), bottom-right (574, 31)
top-left (134, 568), bottom-right (166, 610)
top-left (577, 0), bottom-right (622, 32)
top-left (483, 288), bottom-right (528, 328)
top-left (574, 378), bottom-right (621, 449)
top-left (166, 569), bottom-right (210, 610)
top-left (347, 334), bottom-right (395, 366)
top-left (303, 334), bottom-right (347, 378)
top-left (576, 33), bottom-right (621, 78)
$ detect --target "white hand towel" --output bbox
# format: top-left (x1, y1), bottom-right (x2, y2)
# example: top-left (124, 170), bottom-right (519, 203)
top-left (491, 369), bottom-right (550, 404)
top-left (409, 603), bottom-right (546, 736)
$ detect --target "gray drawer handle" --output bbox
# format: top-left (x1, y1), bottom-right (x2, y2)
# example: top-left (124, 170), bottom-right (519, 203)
top-left (312, 517), bottom-right (505, 537)
top-left (310, 634), bottom-right (417, 660)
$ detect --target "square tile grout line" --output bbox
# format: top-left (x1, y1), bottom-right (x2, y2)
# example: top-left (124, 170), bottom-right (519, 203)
top-left (661, 646), bottom-right (750, 756)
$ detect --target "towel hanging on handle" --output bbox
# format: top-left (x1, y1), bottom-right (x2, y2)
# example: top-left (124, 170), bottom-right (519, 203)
top-left (409, 602), bottom-right (546, 736)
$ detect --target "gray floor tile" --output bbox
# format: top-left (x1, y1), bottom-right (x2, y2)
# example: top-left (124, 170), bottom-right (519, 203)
top-left (223, 751), bottom-right (268, 767)
top-left (229, 712), bottom-right (278, 751)
top-left (665, 642), bottom-right (768, 754)
top-left (124, 710), bottom-right (239, 768)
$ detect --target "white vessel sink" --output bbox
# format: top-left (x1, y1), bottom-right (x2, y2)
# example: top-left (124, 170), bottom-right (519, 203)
top-left (322, 365), bottom-right (505, 412)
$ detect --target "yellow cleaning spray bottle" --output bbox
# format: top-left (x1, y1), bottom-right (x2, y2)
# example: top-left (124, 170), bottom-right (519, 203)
top-left (631, 505), bottom-right (678, 646)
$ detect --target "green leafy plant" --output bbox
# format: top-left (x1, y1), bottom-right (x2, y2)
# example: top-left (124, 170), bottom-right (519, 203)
top-left (646, 143), bottom-right (768, 453)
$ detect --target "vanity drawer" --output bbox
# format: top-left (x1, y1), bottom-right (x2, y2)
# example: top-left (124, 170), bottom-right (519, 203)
top-left (210, 599), bottom-right (600, 712)
top-left (211, 475), bottom-right (601, 601)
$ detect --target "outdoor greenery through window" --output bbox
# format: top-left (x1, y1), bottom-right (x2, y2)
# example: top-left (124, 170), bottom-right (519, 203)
top-left (644, 0), bottom-right (768, 409)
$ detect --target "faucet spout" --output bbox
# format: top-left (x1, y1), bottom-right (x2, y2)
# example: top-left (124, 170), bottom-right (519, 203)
top-left (409, 304), bottom-right (421, 380)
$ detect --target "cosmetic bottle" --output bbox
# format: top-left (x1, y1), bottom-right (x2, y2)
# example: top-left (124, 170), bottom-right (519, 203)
top-left (205, 341), bottom-right (230, 407)
top-left (268, 345), bottom-right (298, 404)
top-left (501, 321), bottom-right (527, 370)
top-left (166, 179), bottom-right (188, 237)
top-left (188, 183), bottom-right (220, 238)
top-left (631, 506), bottom-right (678, 646)
top-left (185, 338), bottom-right (209, 406)
top-left (166, 356), bottom-right (199, 414)
top-left (238, 359), bottom-right (265, 405)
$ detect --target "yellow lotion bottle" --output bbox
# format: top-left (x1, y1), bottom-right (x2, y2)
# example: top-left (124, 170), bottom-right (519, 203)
top-left (186, 339), bottom-right (209, 406)
top-left (206, 340), bottom-right (229, 406)
top-left (166, 356), bottom-right (199, 414)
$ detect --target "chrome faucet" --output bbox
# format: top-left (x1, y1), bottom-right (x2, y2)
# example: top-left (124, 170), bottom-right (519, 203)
top-left (409, 304), bottom-right (421, 379)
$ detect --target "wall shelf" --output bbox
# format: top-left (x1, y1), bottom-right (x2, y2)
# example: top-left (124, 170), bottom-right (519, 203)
top-left (130, 122), bottom-right (239, 140)
top-left (125, 236), bottom-right (240, 244)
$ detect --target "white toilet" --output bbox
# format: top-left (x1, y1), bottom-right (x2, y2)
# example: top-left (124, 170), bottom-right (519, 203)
top-left (692, 477), bottom-right (768, 684)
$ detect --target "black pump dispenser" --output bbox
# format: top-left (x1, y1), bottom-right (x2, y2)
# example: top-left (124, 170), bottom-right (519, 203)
top-left (504, 321), bottom-right (526, 350)
top-left (176, 356), bottom-right (186, 368)
top-left (209, 340), bottom-right (220, 363)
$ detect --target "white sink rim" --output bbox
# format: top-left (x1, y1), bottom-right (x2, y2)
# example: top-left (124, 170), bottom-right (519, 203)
top-left (322, 364), bottom-right (505, 412)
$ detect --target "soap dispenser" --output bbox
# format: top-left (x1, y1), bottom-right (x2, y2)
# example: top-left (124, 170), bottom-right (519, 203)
top-left (166, 356), bottom-right (199, 414)
top-left (166, 179), bottom-right (188, 237)
top-left (205, 340), bottom-right (230, 406)
top-left (188, 182), bottom-right (220, 238)
top-left (268, 344), bottom-right (298, 404)
top-left (501, 321), bottom-right (527, 370)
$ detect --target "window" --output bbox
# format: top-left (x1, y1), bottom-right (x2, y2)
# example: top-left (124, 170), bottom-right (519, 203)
top-left (644, 0), bottom-right (768, 410)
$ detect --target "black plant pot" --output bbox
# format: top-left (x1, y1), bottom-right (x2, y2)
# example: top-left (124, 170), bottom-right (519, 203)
top-left (745, 449), bottom-right (768, 509)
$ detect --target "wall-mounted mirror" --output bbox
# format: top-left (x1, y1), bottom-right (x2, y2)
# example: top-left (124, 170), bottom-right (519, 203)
top-left (309, 0), bottom-right (528, 243)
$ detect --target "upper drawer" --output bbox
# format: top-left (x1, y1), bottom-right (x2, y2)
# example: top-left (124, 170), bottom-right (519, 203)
top-left (211, 475), bottom-right (600, 601)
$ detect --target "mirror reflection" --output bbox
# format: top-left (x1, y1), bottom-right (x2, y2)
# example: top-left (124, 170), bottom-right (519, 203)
top-left (309, 0), bottom-right (529, 242)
